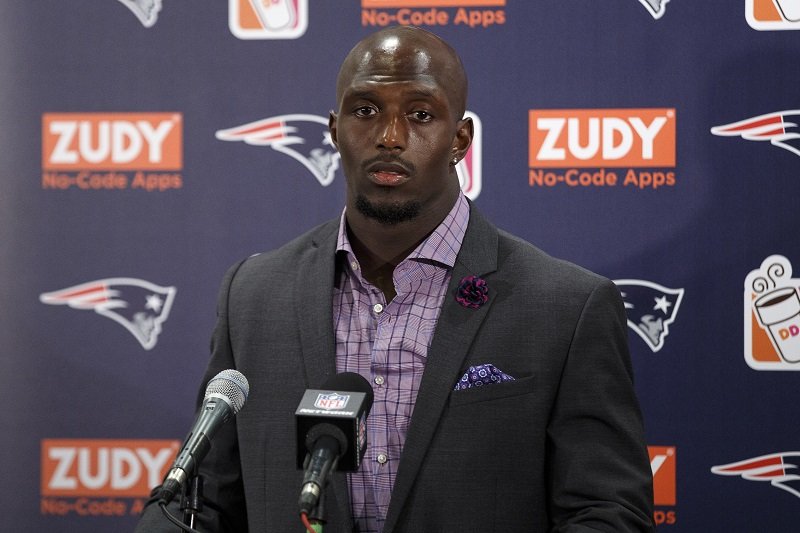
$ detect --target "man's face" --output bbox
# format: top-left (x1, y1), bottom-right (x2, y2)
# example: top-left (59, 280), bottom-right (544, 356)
top-left (330, 35), bottom-right (470, 226)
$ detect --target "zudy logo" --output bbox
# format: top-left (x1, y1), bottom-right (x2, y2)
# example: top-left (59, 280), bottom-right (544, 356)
top-left (41, 439), bottom-right (179, 498)
top-left (529, 108), bottom-right (676, 190)
top-left (650, 445), bottom-right (677, 526)
top-left (39, 278), bottom-right (177, 351)
top-left (43, 113), bottom-right (182, 170)
top-left (229, 0), bottom-right (308, 39)
top-left (361, 0), bottom-right (506, 29)
top-left (747, 0), bottom-right (800, 30)
top-left (744, 255), bottom-right (800, 370)
top-left (42, 113), bottom-right (183, 191)
top-left (215, 111), bottom-right (483, 199)
top-left (650, 446), bottom-right (676, 506)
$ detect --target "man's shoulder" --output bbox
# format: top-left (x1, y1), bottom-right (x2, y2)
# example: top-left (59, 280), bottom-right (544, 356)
top-left (491, 224), bottom-right (612, 294)
top-left (220, 218), bottom-right (339, 286)
top-left (464, 206), bottom-right (612, 294)
top-left (242, 218), bottom-right (338, 266)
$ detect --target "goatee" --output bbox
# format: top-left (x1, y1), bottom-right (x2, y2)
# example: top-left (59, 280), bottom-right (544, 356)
top-left (355, 194), bottom-right (421, 225)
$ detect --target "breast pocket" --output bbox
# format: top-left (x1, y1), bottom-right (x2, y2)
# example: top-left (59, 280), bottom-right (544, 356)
top-left (447, 374), bottom-right (536, 407)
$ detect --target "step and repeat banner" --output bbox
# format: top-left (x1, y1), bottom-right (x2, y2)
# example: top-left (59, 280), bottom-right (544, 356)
top-left (1, 1), bottom-right (798, 531)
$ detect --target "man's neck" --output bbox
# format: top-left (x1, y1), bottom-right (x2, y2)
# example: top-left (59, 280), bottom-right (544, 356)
top-left (345, 202), bottom-right (455, 301)
top-left (345, 219), bottom-right (422, 302)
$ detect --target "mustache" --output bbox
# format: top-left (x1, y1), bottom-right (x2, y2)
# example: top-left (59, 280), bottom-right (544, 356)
top-left (362, 155), bottom-right (416, 174)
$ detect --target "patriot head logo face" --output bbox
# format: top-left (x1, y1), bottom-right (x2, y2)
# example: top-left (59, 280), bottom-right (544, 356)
top-left (712, 452), bottom-right (800, 499)
top-left (711, 110), bottom-right (800, 157)
top-left (216, 114), bottom-right (340, 187)
top-left (638, 0), bottom-right (670, 19)
top-left (39, 278), bottom-right (176, 350)
top-left (215, 111), bottom-right (482, 199)
top-left (615, 279), bottom-right (684, 352)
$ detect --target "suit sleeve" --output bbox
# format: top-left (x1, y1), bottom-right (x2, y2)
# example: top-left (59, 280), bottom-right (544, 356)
top-left (546, 278), bottom-right (655, 532)
top-left (134, 260), bottom-right (250, 533)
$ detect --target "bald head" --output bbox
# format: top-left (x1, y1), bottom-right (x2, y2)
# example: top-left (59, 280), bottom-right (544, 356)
top-left (335, 26), bottom-right (468, 120)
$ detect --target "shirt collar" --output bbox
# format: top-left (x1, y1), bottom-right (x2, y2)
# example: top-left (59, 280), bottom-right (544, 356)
top-left (336, 192), bottom-right (470, 269)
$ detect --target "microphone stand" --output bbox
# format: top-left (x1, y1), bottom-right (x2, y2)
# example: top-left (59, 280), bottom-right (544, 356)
top-left (180, 475), bottom-right (204, 529)
top-left (306, 488), bottom-right (326, 532)
top-left (301, 483), bottom-right (327, 533)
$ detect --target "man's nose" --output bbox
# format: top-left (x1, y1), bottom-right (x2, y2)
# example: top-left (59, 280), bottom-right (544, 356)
top-left (377, 114), bottom-right (406, 151)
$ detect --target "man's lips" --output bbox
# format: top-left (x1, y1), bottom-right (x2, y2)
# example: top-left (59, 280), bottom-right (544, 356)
top-left (366, 161), bottom-right (410, 186)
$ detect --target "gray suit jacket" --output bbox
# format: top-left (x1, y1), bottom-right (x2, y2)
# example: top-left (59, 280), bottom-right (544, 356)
top-left (137, 206), bottom-right (654, 532)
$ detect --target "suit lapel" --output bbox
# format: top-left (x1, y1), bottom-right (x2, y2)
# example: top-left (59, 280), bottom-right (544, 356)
top-left (296, 221), bottom-right (339, 386)
top-left (293, 220), bottom-right (355, 530)
top-left (383, 207), bottom-right (499, 532)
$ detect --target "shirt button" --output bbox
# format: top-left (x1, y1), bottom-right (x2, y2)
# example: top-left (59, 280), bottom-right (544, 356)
top-left (373, 303), bottom-right (384, 314)
top-left (374, 375), bottom-right (385, 386)
top-left (350, 261), bottom-right (359, 271)
top-left (377, 453), bottom-right (388, 465)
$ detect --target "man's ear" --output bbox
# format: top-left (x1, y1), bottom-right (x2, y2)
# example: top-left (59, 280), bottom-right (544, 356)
top-left (328, 110), bottom-right (339, 149)
top-left (452, 116), bottom-right (474, 161)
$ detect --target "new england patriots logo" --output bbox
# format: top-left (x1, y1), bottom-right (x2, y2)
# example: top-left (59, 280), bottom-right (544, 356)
top-left (712, 452), bottom-right (800, 500)
top-left (117, 0), bottom-right (162, 28)
top-left (638, 0), bottom-right (670, 19)
top-left (215, 114), bottom-right (340, 186)
top-left (711, 110), bottom-right (800, 157)
top-left (614, 279), bottom-right (684, 352)
top-left (39, 278), bottom-right (176, 350)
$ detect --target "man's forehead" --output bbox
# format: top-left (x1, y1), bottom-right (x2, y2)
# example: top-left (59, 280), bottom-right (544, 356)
top-left (341, 76), bottom-right (447, 104)
top-left (348, 44), bottom-right (441, 79)
top-left (345, 72), bottom-right (441, 92)
top-left (336, 28), bottom-right (467, 112)
top-left (342, 50), bottom-right (453, 93)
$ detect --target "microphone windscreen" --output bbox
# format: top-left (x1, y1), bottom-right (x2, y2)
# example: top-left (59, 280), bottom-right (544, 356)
top-left (320, 372), bottom-right (373, 414)
top-left (205, 369), bottom-right (250, 414)
top-left (296, 372), bottom-right (373, 471)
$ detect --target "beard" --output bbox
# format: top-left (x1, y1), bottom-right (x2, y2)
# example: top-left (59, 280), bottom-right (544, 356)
top-left (355, 194), bottom-right (422, 225)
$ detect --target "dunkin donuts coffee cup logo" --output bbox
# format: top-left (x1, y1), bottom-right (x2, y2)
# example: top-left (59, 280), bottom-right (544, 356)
top-left (747, 0), bottom-right (800, 30)
top-left (744, 255), bottom-right (800, 370)
top-left (229, 0), bottom-right (308, 39)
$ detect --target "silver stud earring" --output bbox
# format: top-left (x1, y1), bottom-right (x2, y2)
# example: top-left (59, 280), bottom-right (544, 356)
top-left (452, 157), bottom-right (459, 165)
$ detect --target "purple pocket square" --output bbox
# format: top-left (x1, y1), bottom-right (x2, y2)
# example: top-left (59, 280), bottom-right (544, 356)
top-left (454, 364), bottom-right (515, 391)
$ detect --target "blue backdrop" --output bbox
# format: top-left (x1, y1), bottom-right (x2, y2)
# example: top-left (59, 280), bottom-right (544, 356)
top-left (2, 1), bottom-right (799, 530)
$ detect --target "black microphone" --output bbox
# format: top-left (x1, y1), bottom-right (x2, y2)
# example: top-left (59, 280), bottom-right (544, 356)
top-left (159, 369), bottom-right (250, 505)
top-left (295, 372), bottom-right (373, 515)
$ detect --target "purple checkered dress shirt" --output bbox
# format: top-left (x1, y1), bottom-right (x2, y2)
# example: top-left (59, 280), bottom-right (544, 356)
top-left (333, 193), bottom-right (470, 533)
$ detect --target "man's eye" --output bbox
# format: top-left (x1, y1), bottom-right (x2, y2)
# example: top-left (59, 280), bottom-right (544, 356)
top-left (354, 106), bottom-right (377, 117)
top-left (411, 111), bottom-right (432, 121)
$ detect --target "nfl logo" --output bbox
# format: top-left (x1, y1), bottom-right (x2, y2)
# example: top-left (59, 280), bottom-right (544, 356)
top-left (314, 392), bottom-right (349, 410)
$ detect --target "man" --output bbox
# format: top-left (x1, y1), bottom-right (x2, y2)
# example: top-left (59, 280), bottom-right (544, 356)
top-left (137, 26), bottom-right (654, 532)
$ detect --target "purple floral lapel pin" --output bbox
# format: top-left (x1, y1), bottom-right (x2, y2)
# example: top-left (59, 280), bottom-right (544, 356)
top-left (455, 275), bottom-right (489, 309)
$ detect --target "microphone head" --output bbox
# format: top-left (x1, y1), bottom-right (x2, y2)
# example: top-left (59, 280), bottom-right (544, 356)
top-left (320, 372), bottom-right (373, 417)
top-left (205, 369), bottom-right (249, 414)
top-left (296, 372), bottom-right (373, 472)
